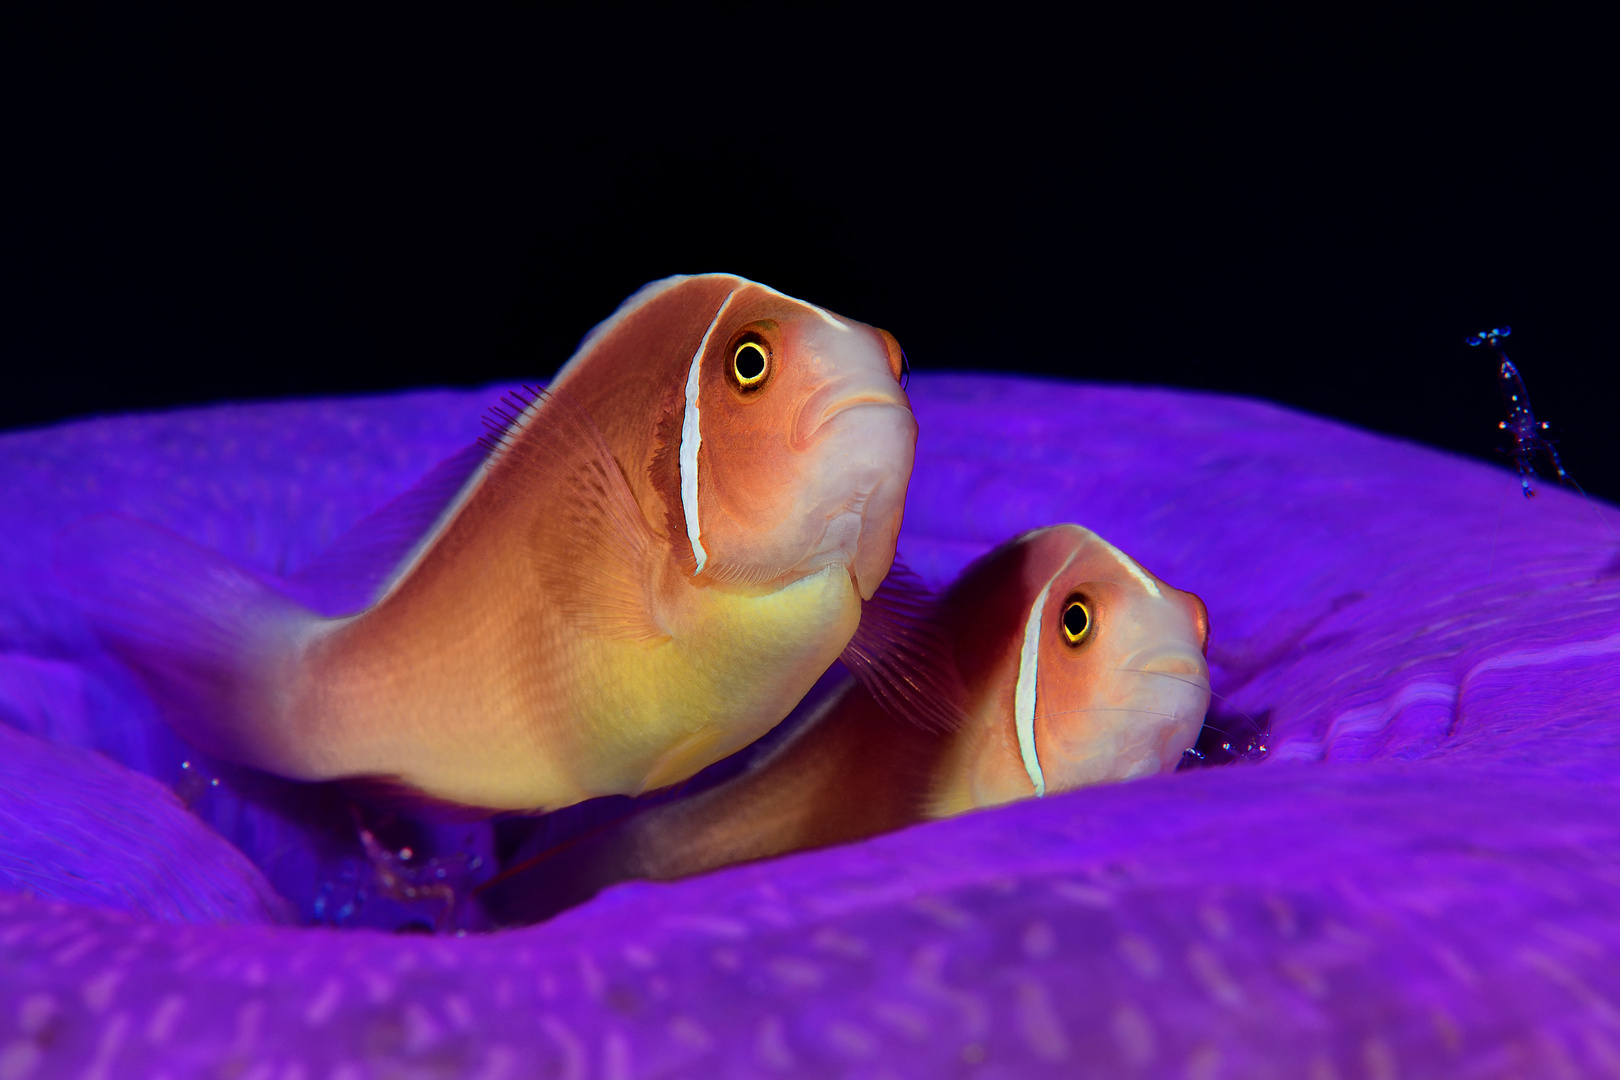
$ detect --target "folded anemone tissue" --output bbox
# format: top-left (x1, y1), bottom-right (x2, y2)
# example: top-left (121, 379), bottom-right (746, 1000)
top-left (4, 373), bottom-right (1619, 1078)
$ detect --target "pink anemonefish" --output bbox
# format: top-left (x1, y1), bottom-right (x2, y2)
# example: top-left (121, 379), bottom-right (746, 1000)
top-left (58, 275), bottom-right (920, 812)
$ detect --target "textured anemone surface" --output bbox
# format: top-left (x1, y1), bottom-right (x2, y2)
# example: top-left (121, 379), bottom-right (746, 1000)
top-left (3, 374), bottom-right (1619, 1078)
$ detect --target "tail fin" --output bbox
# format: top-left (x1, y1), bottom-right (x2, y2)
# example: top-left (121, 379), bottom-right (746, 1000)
top-left (54, 514), bottom-right (321, 775)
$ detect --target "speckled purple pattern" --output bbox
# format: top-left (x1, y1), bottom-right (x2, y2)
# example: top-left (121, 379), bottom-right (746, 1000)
top-left (4, 375), bottom-right (1619, 1078)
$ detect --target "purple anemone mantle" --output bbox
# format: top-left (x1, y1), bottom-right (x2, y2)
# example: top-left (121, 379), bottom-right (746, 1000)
top-left (3, 374), bottom-right (1619, 1078)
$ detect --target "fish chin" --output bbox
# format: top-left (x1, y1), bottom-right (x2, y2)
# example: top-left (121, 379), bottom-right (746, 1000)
top-left (1043, 651), bottom-right (1211, 791)
top-left (1043, 708), bottom-right (1199, 791)
top-left (786, 401), bottom-right (915, 600)
top-left (850, 478), bottom-right (905, 600)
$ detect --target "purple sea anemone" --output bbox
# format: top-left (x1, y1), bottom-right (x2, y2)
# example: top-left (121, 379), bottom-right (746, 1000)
top-left (3, 374), bottom-right (1618, 1077)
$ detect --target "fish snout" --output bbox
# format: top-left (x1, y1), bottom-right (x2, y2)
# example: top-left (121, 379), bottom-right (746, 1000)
top-left (1184, 591), bottom-right (1211, 654)
top-left (1124, 646), bottom-right (1211, 773)
top-left (794, 376), bottom-right (912, 449)
top-left (1129, 646), bottom-right (1210, 684)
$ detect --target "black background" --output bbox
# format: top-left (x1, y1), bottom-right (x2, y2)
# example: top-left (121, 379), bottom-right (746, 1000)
top-left (3, 7), bottom-right (1615, 497)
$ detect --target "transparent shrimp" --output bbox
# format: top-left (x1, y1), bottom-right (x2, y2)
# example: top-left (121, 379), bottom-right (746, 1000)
top-left (1467, 326), bottom-right (1570, 499)
top-left (348, 805), bottom-right (485, 933)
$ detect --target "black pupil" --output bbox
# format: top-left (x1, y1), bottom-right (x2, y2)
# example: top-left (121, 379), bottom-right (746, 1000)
top-left (736, 345), bottom-right (765, 381)
top-left (1063, 603), bottom-right (1088, 638)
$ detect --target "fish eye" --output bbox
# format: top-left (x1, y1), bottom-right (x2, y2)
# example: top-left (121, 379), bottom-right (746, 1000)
top-left (733, 340), bottom-right (769, 389)
top-left (1060, 595), bottom-right (1091, 647)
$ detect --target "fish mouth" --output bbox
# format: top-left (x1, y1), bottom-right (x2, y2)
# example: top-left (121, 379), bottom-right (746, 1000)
top-left (1120, 647), bottom-right (1212, 772)
top-left (1118, 647), bottom-right (1212, 723)
top-left (1126, 647), bottom-right (1210, 684)
top-left (1033, 643), bottom-right (1212, 794)
top-left (794, 380), bottom-right (913, 448)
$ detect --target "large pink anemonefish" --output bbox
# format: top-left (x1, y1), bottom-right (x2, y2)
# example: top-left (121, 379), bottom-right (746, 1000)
top-left (59, 275), bottom-right (918, 812)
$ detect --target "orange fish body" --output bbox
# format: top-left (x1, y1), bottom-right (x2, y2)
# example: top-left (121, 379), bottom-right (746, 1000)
top-left (62, 276), bottom-right (917, 813)
top-left (481, 524), bottom-right (1211, 923)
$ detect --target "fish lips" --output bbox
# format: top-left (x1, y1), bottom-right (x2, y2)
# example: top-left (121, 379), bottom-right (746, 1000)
top-left (792, 377), bottom-right (914, 448)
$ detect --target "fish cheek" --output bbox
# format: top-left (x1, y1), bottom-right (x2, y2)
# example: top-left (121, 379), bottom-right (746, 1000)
top-left (1033, 639), bottom-right (1109, 792)
top-left (695, 372), bottom-right (807, 572)
top-left (1030, 579), bottom-right (1126, 790)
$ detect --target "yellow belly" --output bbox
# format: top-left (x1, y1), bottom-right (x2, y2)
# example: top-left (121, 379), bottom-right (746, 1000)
top-left (286, 563), bottom-right (861, 811)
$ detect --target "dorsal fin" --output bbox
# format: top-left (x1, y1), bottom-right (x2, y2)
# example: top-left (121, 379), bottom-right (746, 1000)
top-left (477, 383), bottom-right (542, 456)
top-left (285, 441), bottom-right (490, 616)
top-left (288, 382), bottom-right (552, 616)
top-left (840, 559), bottom-right (969, 733)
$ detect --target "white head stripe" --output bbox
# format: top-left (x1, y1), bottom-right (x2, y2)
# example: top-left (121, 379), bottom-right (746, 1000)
top-left (1098, 536), bottom-right (1161, 597)
top-left (1014, 550), bottom-right (1080, 797)
top-left (679, 291), bottom-right (735, 576)
top-left (810, 305), bottom-right (850, 331)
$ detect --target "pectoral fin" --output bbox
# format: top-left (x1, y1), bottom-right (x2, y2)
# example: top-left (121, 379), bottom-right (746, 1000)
top-left (840, 559), bottom-right (969, 733)
top-left (489, 386), bottom-right (669, 644)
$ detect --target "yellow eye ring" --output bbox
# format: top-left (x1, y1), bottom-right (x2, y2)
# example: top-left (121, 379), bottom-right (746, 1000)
top-left (733, 341), bottom-right (769, 388)
top-left (1061, 597), bottom-right (1091, 646)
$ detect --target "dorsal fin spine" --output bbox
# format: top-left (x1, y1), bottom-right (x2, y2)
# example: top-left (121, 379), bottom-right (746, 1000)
top-left (477, 384), bottom-right (544, 457)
